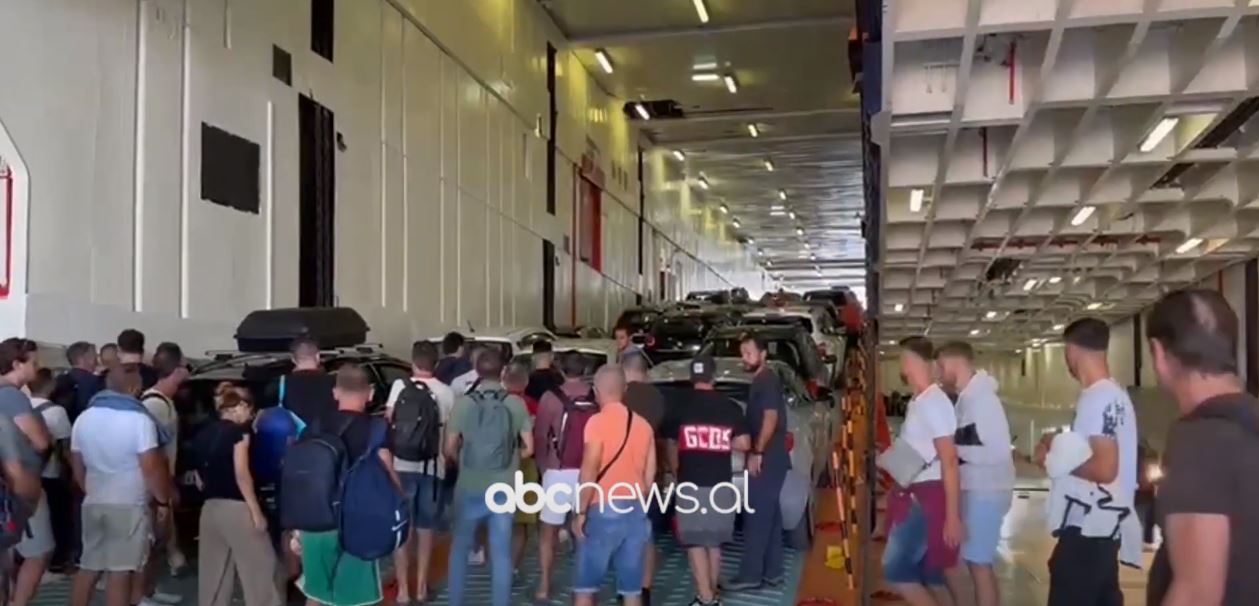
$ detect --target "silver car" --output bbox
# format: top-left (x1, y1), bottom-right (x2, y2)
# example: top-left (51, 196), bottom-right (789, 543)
top-left (649, 358), bottom-right (839, 548)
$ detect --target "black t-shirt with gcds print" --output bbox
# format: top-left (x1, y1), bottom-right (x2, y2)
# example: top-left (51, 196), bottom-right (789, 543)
top-left (660, 389), bottom-right (751, 487)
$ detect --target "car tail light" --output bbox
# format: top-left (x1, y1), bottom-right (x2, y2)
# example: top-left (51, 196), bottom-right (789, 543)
top-left (645, 335), bottom-right (657, 348)
top-left (806, 379), bottom-right (820, 398)
top-left (785, 431), bottom-right (795, 452)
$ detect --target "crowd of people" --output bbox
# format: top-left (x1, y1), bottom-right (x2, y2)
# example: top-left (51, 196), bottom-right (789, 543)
top-left (0, 325), bottom-right (803, 606)
top-left (881, 288), bottom-right (1259, 606)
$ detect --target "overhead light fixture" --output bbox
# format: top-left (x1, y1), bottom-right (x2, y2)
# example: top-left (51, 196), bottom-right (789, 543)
top-left (723, 74), bottom-right (739, 94)
top-left (757, 249), bottom-right (764, 257)
top-left (796, 227), bottom-right (805, 236)
top-left (802, 242), bottom-right (810, 249)
top-left (1023, 278), bottom-right (1038, 291)
top-left (1140, 117), bottom-right (1179, 153)
top-left (594, 49), bottom-right (614, 74)
top-left (1048, 276), bottom-right (1062, 284)
top-left (1086, 302), bottom-right (1103, 310)
top-left (633, 102), bottom-right (650, 121)
top-left (745, 237), bottom-right (755, 245)
top-left (718, 204), bottom-right (728, 214)
top-left (763, 158), bottom-right (775, 172)
top-left (1070, 206), bottom-right (1096, 226)
top-left (732, 218), bottom-right (741, 229)
top-left (769, 204), bottom-right (784, 211)
top-left (672, 150), bottom-right (686, 162)
top-left (810, 253), bottom-right (817, 261)
top-left (1175, 237), bottom-right (1202, 254)
top-left (692, 0), bottom-right (710, 23)
top-left (747, 123), bottom-right (760, 138)
top-left (893, 303), bottom-right (904, 313)
top-left (691, 72), bottom-right (721, 82)
top-left (769, 209), bottom-right (786, 217)
top-left (788, 210), bottom-right (797, 220)
top-left (1073, 276), bottom-right (1082, 284)
top-left (969, 329), bottom-right (982, 336)
top-left (698, 176), bottom-right (710, 190)
top-left (778, 190), bottom-right (788, 201)
top-left (1053, 323), bottom-right (1065, 331)
top-left (765, 259), bottom-right (772, 267)
top-left (909, 188), bottom-right (924, 213)
top-left (985, 311), bottom-right (998, 319)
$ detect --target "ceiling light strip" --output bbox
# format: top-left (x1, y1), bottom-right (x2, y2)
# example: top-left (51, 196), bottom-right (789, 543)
top-left (594, 49), bottom-right (614, 74)
top-left (692, 0), bottom-right (710, 24)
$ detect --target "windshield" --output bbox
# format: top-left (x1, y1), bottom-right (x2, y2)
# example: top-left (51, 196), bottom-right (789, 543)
top-left (743, 315), bottom-right (813, 333)
top-left (616, 311), bottom-right (659, 333)
top-left (702, 337), bottom-right (804, 372)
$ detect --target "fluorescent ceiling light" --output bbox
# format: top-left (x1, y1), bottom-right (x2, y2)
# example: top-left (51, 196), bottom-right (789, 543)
top-left (770, 205), bottom-right (784, 211)
top-left (985, 311), bottom-right (998, 319)
top-left (809, 254), bottom-right (817, 261)
top-left (893, 303), bottom-right (904, 313)
top-left (769, 210), bottom-right (786, 217)
top-left (747, 123), bottom-right (760, 138)
top-left (797, 251), bottom-right (808, 258)
top-left (745, 237), bottom-right (754, 244)
top-left (1070, 205), bottom-right (1095, 226)
top-left (1053, 323), bottom-right (1065, 331)
top-left (1140, 117), bottom-right (1179, 153)
top-left (778, 190), bottom-right (788, 201)
top-left (723, 74), bottom-right (739, 94)
top-left (698, 176), bottom-right (710, 190)
top-left (1023, 278), bottom-right (1038, 291)
top-left (802, 242), bottom-right (810, 249)
top-left (757, 249), bottom-right (764, 257)
top-left (1048, 276), bottom-right (1062, 284)
top-left (693, 60), bottom-right (719, 70)
top-left (788, 210), bottom-right (797, 220)
top-left (796, 227), bottom-right (805, 236)
top-left (731, 218), bottom-right (741, 229)
top-left (691, 72), bottom-right (721, 82)
top-left (765, 259), bottom-right (772, 267)
top-left (763, 158), bottom-right (775, 172)
top-left (969, 329), bottom-right (981, 336)
top-left (594, 49), bottom-right (614, 74)
top-left (718, 204), bottom-right (728, 214)
top-left (1073, 276), bottom-right (1082, 284)
top-left (1086, 302), bottom-right (1103, 310)
top-left (633, 102), bottom-right (650, 121)
top-left (1175, 237), bottom-right (1202, 254)
top-left (909, 188), bottom-right (925, 213)
top-left (692, 0), bottom-right (710, 24)
top-left (672, 150), bottom-right (686, 162)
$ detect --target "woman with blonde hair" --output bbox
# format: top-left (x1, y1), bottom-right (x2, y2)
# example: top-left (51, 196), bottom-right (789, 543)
top-left (192, 383), bottom-right (281, 606)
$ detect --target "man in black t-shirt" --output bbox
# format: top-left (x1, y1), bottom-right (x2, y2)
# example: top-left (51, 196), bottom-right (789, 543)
top-left (276, 337), bottom-right (336, 430)
top-left (525, 341), bottom-right (564, 401)
top-left (661, 355), bottom-right (750, 606)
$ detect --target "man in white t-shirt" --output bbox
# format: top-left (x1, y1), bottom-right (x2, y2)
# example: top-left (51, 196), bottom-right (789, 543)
top-left (387, 341), bottom-right (456, 604)
top-left (1036, 318), bottom-right (1137, 606)
top-left (883, 337), bottom-right (963, 606)
top-left (69, 363), bottom-right (174, 606)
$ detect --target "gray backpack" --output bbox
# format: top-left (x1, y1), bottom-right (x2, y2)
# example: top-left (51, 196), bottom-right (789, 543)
top-left (461, 389), bottom-right (514, 472)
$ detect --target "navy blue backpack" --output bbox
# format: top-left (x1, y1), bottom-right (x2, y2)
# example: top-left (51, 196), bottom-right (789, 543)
top-left (338, 418), bottom-right (411, 560)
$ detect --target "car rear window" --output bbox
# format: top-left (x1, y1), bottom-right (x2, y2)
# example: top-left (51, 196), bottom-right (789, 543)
top-left (702, 337), bottom-right (804, 372)
top-left (653, 317), bottom-right (713, 338)
top-left (744, 315), bottom-right (814, 333)
top-left (617, 311), bottom-right (659, 333)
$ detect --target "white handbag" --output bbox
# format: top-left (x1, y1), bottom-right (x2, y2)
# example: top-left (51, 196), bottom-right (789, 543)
top-left (876, 437), bottom-right (933, 487)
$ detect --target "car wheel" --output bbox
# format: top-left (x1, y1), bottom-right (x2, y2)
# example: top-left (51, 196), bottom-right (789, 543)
top-left (786, 494), bottom-right (815, 550)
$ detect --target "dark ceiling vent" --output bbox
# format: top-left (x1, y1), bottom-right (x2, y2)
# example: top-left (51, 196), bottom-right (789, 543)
top-left (1151, 96), bottom-right (1259, 189)
top-left (622, 99), bottom-right (686, 121)
top-left (985, 257), bottom-right (1022, 284)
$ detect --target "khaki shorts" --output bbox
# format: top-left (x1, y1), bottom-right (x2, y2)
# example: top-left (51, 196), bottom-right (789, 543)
top-left (16, 494), bottom-right (53, 559)
top-left (80, 504), bottom-right (152, 572)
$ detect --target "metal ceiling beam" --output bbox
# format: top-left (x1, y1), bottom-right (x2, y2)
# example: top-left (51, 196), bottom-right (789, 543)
top-left (664, 108), bottom-right (860, 124)
top-left (568, 15), bottom-right (851, 47)
top-left (660, 132), bottom-right (859, 147)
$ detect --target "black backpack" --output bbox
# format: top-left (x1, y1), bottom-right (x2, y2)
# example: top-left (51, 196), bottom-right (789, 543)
top-left (279, 416), bottom-right (351, 532)
top-left (392, 380), bottom-right (442, 464)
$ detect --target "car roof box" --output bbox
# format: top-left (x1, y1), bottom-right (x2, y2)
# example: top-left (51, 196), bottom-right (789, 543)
top-left (234, 307), bottom-right (370, 353)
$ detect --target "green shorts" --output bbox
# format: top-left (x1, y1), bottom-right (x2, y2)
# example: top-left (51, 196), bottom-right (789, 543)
top-left (296, 530), bottom-right (382, 606)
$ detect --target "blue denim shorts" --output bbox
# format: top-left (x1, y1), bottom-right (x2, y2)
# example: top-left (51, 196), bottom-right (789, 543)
top-left (961, 490), bottom-right (1011, 565)
top-left (882, 501), bottom-right (945, 586)
top-left (399, 472), bottom-right (446, 530)
top-left (574, 503), bottom-right (650, 596)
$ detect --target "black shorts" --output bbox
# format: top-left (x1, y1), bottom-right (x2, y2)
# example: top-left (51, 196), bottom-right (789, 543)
top-left (1048, 527), bottom-right (1122, 606)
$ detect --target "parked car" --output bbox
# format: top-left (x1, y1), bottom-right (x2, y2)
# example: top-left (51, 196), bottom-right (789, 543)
top-left (643, 307), bottom-right (742, 363)
top-left (700, 324), bottom-right (838, 399)
top-left (614, 306), bottom-right (665, 336)
top-left (428, 326), bottom-right (558, 361)
top-left (804, 287), bottom-right (864, 336)
top-left (740, 305), bottom-right (845, 372)
top-left (511, 338), bottom-right (620, 377)
top-left (650, 358), bottom-right (837, 548)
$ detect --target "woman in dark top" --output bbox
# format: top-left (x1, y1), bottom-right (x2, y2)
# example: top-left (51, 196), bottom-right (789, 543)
top-left (193, 384), bottom-right (281, 606)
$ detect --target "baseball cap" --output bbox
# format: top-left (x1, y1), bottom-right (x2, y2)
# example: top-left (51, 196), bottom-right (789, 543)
top-left (690, 354), bottom-right (716, 383)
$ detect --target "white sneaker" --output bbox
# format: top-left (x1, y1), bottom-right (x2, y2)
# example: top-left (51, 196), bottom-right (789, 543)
top-left (150, 591), bottom-right (183, 605)
top-left (468, 548), bottom-right (486, 566)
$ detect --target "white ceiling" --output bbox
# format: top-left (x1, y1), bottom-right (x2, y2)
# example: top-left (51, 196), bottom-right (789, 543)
top-left (880, 0), bottom-right (1259, 347)
top-left (540, 0), bottom-right (867, 292)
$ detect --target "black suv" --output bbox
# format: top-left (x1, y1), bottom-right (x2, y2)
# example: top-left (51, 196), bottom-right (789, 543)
top-left (700, 324), bottom-right (835, 400)
top-left (643, 307), bottom-right (741, 363)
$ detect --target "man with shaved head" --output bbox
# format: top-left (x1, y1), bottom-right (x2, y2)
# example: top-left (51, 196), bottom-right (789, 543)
top-left (1146, 289), bottom-right (1259, 606)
